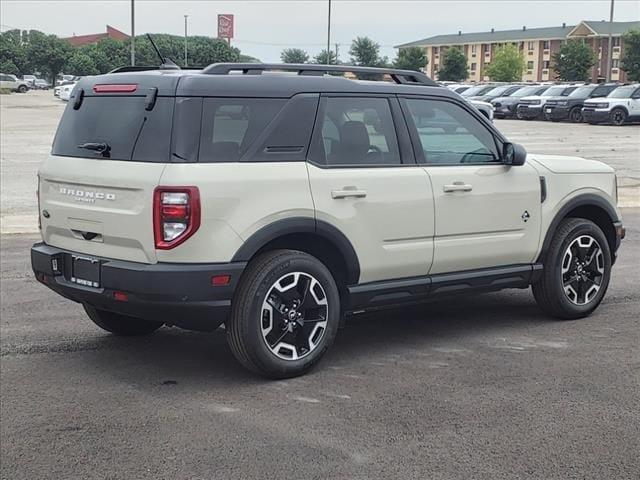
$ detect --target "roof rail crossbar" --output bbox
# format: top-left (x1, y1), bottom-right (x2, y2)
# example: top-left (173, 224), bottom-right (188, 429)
top-left (201, 63), bottom-right (438, 86)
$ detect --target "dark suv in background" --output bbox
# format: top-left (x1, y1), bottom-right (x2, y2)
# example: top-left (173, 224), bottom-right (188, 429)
top-left (491, 85), bottom-right (550, 119)
top-left (544, 84), bottom-right (620, 123)
top-left (469, 84), bottom-right (523, 103)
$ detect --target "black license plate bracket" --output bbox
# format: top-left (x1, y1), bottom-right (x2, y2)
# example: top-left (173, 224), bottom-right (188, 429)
top-left (71, 255), bottom-right (101, 288)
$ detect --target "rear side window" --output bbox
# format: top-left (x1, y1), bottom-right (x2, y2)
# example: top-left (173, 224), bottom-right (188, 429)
top-left (198, 98), bottom-right (285, 162)
top-left (310, 97), bottom-right (401, 166)
top-left (51, 96), bottom-right (174, 162)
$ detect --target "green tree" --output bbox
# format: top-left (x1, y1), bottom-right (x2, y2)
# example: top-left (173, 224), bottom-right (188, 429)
top-left (438, 47), bottom-right (468, 81)
top-left (23, 30), bottom-right (71, 82)
top-left (393, 47), bottom-right (427, 72)
top-left (0, 29), bottom-right (30, 75)
top-left (349, 36), bottom-right (388, 67)
top-left (620, 29), bottom-right (640, 81)
top-left (552, 40), bottom-right (596, 81)
top-left (485, 44), bottom-right (525, 82)
top-left (65, 51), bottom-right (98, 76)
top-left (280, 48), bottom-right (309, 63)
top-left (313, 49), bottom-right (337, 65)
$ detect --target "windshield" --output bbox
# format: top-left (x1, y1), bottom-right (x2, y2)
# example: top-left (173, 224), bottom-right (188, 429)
top-left (569, 86), bottom-right (595, 98)
top-left (484, 85), bottom-right (511, 96)
top-left (461, 85), bottom-right (487, 97)
top-left (512, 86), bottom-right (543, 97)
top-left (542, 86), bottom-right (567, 97)
top-left (608, 86), bottom-right (635, 98)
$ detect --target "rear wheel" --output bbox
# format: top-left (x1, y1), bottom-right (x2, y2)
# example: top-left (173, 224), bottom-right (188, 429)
top-left (83, 304), bottom-right (163, 335)
top-left (569, 107), bottom-right (583, 123)
top-left (532, 218), bottom-right (611, 320)
top-left (18, 85), bottom-right (27, 93)
top-left (227, 250), bottom-right (340, 378)
top-left (610, 108), bottom-right (627, 126)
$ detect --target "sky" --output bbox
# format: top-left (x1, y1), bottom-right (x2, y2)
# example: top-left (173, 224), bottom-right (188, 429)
top-left (1, 0), bottom-right (639, 62)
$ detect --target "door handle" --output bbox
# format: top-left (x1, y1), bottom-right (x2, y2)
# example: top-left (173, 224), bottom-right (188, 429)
top-left (443, 182), bottom-right (473, 193)
top-left (331, 187), bottom-right (367, 199)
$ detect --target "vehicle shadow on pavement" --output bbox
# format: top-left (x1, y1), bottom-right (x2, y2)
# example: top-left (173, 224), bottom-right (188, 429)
top-left (80, 289), bottom-right (546, 384)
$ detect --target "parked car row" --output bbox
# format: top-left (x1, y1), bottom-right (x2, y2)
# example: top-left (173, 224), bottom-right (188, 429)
top-left (0, 73), bottom-right (53, 92)
top-left (447, 82), bottom-right (640, 126)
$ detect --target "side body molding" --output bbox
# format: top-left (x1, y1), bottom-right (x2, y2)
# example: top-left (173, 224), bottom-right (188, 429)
top-left (231, 217), bottom-right (361, 285)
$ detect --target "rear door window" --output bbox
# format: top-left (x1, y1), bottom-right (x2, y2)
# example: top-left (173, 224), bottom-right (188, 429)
top-left (310, 97), bottom-right (401, 166)
top-left (198, 98), bottom-right (285, 162)
top-left (51, 96), bottom-right (174, 162)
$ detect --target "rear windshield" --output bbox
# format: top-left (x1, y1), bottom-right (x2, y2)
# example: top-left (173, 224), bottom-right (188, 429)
top-left (51, 96), bottom-right (174, 162)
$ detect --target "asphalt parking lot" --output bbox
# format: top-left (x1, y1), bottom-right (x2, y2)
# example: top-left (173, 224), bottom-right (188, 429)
top-left (1, 91), bottom-right (640, 479)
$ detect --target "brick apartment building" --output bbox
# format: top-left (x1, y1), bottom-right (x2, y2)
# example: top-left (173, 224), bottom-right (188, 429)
top-left (64, 25), bottom-right (129, 47)
top-left (396, 20), bottom-right (640, 83)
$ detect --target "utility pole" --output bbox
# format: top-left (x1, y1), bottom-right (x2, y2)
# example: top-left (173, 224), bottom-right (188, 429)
top-left (335, 43), bottom-right (339, 64)
top-left (130, 0), bottom-right (135, 66)
top-left (184, 15), bottom-right (188, 67)
top-left (606, 0), bottom-right (615, 82)
top-left (326, 0), bottom-right (332, 64)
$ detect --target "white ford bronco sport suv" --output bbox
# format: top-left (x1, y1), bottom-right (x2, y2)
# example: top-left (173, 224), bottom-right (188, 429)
top-left (582, 84), bottom-right (640, 126)
top-left (32, 63), bottom-right (625, 378)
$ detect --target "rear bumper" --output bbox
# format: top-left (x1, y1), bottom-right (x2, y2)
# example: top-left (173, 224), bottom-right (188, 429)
top-left (31, 243), bottom-right (246, 330)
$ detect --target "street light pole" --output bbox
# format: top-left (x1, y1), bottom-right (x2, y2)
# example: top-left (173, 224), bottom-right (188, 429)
top-left (606, 0), bottom-right (615, 82)
top-left (184, 15), bottom-right (188, 67)
top-left (130, 0), bottom-right (135, 66)
top-left (326, 0), bottom-right (332, 64)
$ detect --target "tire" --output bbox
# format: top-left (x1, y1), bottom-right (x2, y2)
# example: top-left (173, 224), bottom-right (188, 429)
top-left (18, 85), bottom-right (27, 93)
top-left (610, 108), bottom-right (627, 126)
top-left (227, 250), bottom-right (341, 379)
top-left (532, 218), bottom-right (612, 320)
top-left (569, 107), bottom-right (583, 123)
top-left (83, 304), bottom-right (163, 335)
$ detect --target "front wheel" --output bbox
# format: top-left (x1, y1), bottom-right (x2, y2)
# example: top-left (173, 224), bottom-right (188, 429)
top-left (569, 107), bottom-right (583, 123)
top-left (532, 218), bottom-right (611, 319)
top-left (18, 85), bottom-right (28, 93)
top-left (227, 250), bottom-right (340, 378)
top-left (610, 108), bottom-right (627, 126)
top-left (83, 304), bottom-right (164, 335)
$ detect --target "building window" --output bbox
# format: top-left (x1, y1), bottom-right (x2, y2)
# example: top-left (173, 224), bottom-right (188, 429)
top-left (542, 40), bottom-right (550, 50)
top-left (471, 63), bottom-right (477, 71)
top-left (543, 60), bottom-right (550, 69)
top-left (612, 59), bottom-right (620, 68)
top-left (483, 44), bottom-right (491, 54)
top-left (471, 44), bottom-right (477, 55)
top-left (612, 36), bottom-right (621, 47)
top-left (527, 41), bottom-right (534, 51)
top-left (527, 61), bottom-right (534, 70)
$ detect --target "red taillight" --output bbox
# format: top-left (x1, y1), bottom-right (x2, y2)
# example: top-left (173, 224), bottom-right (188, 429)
top-left (113, 291), bottom-right (129, 302)
top-left (93, 84), bottom-right (138, 93)
top-left (153, 187), bottom-right (201, 249)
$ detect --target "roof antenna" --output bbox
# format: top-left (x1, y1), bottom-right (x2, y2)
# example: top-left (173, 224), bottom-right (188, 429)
top-left (146, 33), bottom-right (180, 70)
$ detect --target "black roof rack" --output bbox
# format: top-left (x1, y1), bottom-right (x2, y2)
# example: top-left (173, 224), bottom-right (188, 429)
top-left (201, 63), bottom-right (438, 86)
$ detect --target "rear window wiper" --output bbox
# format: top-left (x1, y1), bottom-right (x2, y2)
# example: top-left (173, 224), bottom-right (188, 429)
top-left (78, 142), bottom-right (111, 158)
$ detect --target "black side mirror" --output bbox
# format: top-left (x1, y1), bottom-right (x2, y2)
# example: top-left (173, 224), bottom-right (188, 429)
top-left (503, 142), bottom-right (526, 166)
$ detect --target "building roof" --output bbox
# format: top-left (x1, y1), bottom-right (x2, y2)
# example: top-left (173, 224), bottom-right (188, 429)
top-left (64, 25), bottom-right (128, 46)
top-left (574, 20), bottom-right (640, 36)
top-left (396, 20), bottom-right (640, 48)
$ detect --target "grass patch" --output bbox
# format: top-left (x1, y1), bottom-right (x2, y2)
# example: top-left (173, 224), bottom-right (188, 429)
top-left (0, 88), bottom-right (13, 95)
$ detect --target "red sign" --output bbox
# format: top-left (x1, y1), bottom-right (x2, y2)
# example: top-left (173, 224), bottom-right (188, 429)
top-left (218, 14), bottom-right (234, 39)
